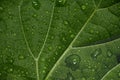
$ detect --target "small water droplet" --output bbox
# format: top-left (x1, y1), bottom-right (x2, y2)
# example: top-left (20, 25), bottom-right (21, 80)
top-left (56, 0), bottom-right (67, 7)
top-left (32, 14), bottom-right (37, 18)
top-left (9, 68), bottom-right (13, 72)
top-left (64, 20), bottom-right (69, 25)
top-left (0, 6), bottom-right (3, 11)
top-left (81, 5), bottom-right (86, 10)
top-left (96, 31), bottom-right (99, 34)
top-left (65, 72), bottom-right (75, 80)
top-left (89, 37), bottom-right (92, 40)
top-left (48, 46), bottom-right (52, 50)
top-left (18, 55), bottom-right (25, 60)
top-left (42, 70), bottom-right (45, 73)
top-left (90, 30), bottom-right (94, 33)
top-left (118, 72), bottom-right (120, 77)
top-left (82, 77), bottom-right (86, 80)
top-left (70, 34), bottom-right (75, 38)
top-left (58, 46), bottom-right (62, 49)
top-left (62, 37), bottom-right (66, 41)
top-left (91, 48), bottom-right (102, 59)
top-left (65, 54), bottom-right (81, 71)
top-left (107, 50), bottom-right (113, 57)
top-left (32, 0), bottom-right (41, 10)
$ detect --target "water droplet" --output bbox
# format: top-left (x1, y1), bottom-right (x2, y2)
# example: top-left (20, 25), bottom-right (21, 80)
top-left (32, 0), bottom-right (41, 10)
top-left (42, 70), bottom-right (45, 73)
top-left (0, 6), bottom-right (3, 11)
top-left (64, 20), bottom-right (69, 25)
top-left (62, 37), bottom-right (66, 41)
top-left (65, 72), bottom-right (75, 80)
top-left (107, 50), bottom-right (113, 57)
top-left (81, 5), bottom-right (86, 10)
top-left (70, 34), bottom-right (75, 38)
top-left (48, 46), bottom-right (52, 50)
top-left (9, 68), bottom-right (13, 72)
top-left (82, 77), bottom-right (86, 80)
top-left (90, 30), bottom-right (94, 33)
top-left (56, 0), bottom-right (67, 7)
top-left (58, 46), bottom-right (62, 49)
top-left (91, 48), bottom-right (102, 59)
top-left (18, 55), bottom-right (25, 60)
top-left (118, 72), bottom-right (120, 77)
top-left (6, 57), bottom-right (14, 64)
top-left (96, 31), bottom-right (99, 34)
top-left (65, 54), bottom-right (81, 71)
top-left (32, 14), bottom-right (37, 18)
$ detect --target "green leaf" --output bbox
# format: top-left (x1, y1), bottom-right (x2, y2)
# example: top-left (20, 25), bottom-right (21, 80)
top-left (0, 0), bottom-right (120, 80)
top-left (101, 64), bottom-right (120, 80)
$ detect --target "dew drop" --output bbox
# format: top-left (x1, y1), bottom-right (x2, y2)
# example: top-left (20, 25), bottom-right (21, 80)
top-left (65, 54), bottom-right (81, 71)
top-left (81, 5), bottom-right (86, 10)
top-left (32, 14), bottom-right (37, 18)
top-left (32, 0), bottom-right (41, 10)
top-left (0, 6), bottom-right (3, 11)
top-left (82, 77), bottom-right (86, 80)
top-left (48, 46), bottom-right (52, 50)
top-left (56, 0), bottom-right (67, 7)
top-left (91, 48), bottom-right (102, 59)
top-left (51, 36), bottom-right (54, 39)
top-left (18, 55), bottom-right (25, 60)
top-left (107, 50), bottom-right (113, 57)
top-left (90, 30), bottom-right (94, 33)
top-left (42, 70), bottom-right (45, 73)
top-left (9, 68), bottom-right (13, 72)
top-left (64, 20), bottom-right (69, 25)
top-left (70, 34), bottom-right (75, 38)
top-left (118, 72), bottom-right (120, 77)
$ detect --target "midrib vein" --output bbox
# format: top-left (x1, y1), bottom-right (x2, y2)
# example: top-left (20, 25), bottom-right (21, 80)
top-left (45, 0), bottom-right (103, 79)
top-left (18, 0), bottom-right (36, 60)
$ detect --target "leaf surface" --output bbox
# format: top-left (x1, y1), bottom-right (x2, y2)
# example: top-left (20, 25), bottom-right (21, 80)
top-left (0, 0), bottom-right (120, 80)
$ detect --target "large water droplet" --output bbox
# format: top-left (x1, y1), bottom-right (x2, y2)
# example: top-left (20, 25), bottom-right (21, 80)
top-left (56, 0), bottom-right (67, 7)
top-left (32, 0), bottom-right (41, 10)
top-left (65, 72), bottom-right (75, 80)
top-left (91, 48), bottom-right (102, 59)
top-left (65, 54), bottom-right (81, 71)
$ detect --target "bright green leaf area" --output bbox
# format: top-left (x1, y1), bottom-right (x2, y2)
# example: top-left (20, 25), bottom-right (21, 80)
top-left (0, 0), bottom-right (120, 80)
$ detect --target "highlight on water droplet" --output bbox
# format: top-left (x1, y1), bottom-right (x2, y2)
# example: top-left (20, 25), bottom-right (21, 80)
top-left (32, 0), bottom-right (41, 10)
top-left (56, 0), bottom-right (67, 7)
top-left (65, 54), bottom-right (81, 71)
top-left (91, 48), bottom-right (102, 59)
